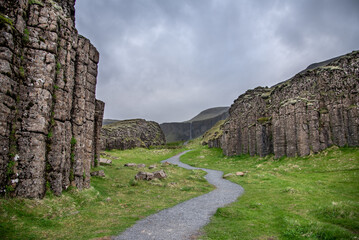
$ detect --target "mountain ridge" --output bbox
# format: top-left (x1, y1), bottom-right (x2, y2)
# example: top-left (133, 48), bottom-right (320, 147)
top-left (160, 107), bottom-right (229, 143)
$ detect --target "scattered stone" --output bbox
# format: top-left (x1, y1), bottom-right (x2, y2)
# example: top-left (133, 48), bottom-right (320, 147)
top-left (137, 164), bottom-right (146, 168)
top-left (105, 197), bottom-right (111, 202)
top-left (99, 158), bottom-right (112, 165)
top-left (149, 164), bottom-right (157, 169)
top-left (91, 170), bottom-right (105, 177)
top-left (236, 172), bottom-right (245, 176)
top-left (135, 170), bottom-right (167, 181)
top-left (223, 173), bottom-right (234, 178)
top-left (135, 172), bottom-right (154, 181)
top-left (153, 170), bottom-right (167, 179)
top-left (124, 163), bottom-right (137, 167)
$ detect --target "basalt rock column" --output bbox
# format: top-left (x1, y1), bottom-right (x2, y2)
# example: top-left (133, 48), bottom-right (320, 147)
top-left (0, 0), bottom-right (104, 198)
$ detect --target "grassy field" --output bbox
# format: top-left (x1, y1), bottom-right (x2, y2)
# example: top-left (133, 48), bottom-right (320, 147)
top-left (0, 147), bottom-right (213, 240)
top-left (181, 144), bottom-right (359, 240)
top-left (1, 141), bottom-right (358, 239)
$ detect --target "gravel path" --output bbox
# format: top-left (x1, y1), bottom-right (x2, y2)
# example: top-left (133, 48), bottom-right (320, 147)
top-left (114, 150), bottom-right (244, 240)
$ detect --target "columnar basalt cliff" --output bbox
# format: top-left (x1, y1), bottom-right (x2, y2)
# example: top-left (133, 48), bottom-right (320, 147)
top-left (0, 0), bottom-right (104, 198)
top-left (101, 119), bottom-right (165, 150)
top-left (221, 51), bottom-right (359, 158)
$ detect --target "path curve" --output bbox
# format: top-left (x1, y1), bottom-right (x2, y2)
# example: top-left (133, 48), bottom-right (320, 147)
top-left (114, 150), bottom-right (244, 240)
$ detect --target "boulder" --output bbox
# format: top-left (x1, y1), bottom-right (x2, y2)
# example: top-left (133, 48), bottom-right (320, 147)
top-left (135, 170), bottom-right (167, 181)
top-left (99, 158), bottom-right (112, 165)
top-left (153, 170), bottom-right (167, 179)
top-left (135, 172), bottom-right (154, 181)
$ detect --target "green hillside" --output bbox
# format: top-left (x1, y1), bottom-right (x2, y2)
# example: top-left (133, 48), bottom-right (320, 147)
top-left (187, 107), bottom-right (229, 122)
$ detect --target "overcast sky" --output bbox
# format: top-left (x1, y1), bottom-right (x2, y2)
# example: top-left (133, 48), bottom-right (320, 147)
top-left (75, 0), bottom-right (359, 123)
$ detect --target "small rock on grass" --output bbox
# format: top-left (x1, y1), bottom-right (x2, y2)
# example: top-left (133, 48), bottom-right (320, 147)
top-left (91, 170), bottom-right (105, 177)
top-left (137, 164), bottom-right (146, 168)
top-left (99, 158), bottom-right (112, 165)
top-left (236, 171), bottom-right (245, 176)
top-left (135, 171), bottom-right (154, 180)
top-left (153, 170), bottom-right (167, 179)
top-left (223, 173), bottom-right (234, 178)
top-left (135, 170), bottom-right (167, 181)
top-left (124, 163), bottom-right (137, 167)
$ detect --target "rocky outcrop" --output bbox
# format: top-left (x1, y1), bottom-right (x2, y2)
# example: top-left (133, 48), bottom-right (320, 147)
top-left (221, 51), bottom-right (359, 158)
top-left (201, 120), bottom-right (225, 148)
top-left (160, 107), bottom-right (229, 143)
top-left (101, 119), bottom-right (165, 150)
top-left (0, 0), bottom-right (104, 198)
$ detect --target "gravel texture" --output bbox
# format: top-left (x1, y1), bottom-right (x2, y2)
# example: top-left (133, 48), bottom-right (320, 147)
top-left (114, 150), bottom-right (244, 240)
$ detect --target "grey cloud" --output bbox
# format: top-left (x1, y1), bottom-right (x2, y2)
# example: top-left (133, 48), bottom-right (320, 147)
top-left (75, 0), bottom-right (359, 123)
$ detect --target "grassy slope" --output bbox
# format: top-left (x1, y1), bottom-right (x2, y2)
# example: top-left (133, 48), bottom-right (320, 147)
top-left (201, 119), bottom-right (225, 144)
top-left (181, 144), bottom-right (359, 240)
top-left (0, 147), bottom-right (214, 240)
top-left (188, 107), bottom-right (229, 122)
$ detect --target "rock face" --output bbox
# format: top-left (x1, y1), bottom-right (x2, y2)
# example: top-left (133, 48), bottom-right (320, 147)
top-left (221, 51), bottom-right (359, 158)
top-left (0, 0), bottom-right (104, 198)
top-left (101, 119), bottom-right (165, 150)
top-left (160, 107), bottom-right (229, 143)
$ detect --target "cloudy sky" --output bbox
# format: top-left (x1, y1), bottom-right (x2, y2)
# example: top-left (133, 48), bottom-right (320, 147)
top-left (75, 0), bottom-right (359, 123)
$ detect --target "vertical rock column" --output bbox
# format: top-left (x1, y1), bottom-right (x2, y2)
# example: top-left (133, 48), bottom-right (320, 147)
top-left (94, 99), bottom-right (105, 167)
top-left (46, 3), bottom-right (78, 196)
top-left (0, 0), bottom-right (26, 196)
top-left (71, 36), bottom-right (99, 189)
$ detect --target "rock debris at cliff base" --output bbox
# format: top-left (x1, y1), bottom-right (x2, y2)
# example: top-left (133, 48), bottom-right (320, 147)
top-left (0, 0), bottom-right (104, 198)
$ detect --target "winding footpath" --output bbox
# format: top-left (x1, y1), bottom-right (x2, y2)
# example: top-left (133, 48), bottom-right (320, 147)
top-left (114, 151), bottom-right (244, 240)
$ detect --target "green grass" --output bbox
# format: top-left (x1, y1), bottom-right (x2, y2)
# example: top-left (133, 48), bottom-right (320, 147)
top-left (181, 145), bottom-right (359, 240)
top-left (1, 139), bottom-right (358, 239)
top-left (0, 147), bottom-right (213, 239)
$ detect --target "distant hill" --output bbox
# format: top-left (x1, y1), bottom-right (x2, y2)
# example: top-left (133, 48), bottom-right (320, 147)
top-left (187, 107), bottom-right (229, 122)
top-left (160, 107), bottom-right (229, 143)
